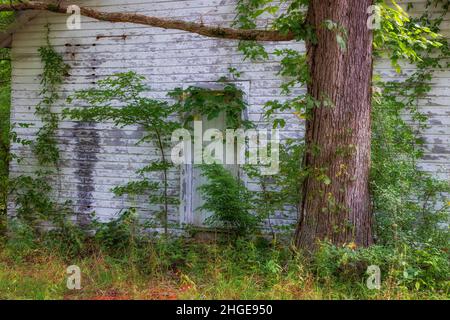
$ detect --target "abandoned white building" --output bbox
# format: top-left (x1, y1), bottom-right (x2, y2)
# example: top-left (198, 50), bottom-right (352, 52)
top-left (1, 0), bottom-right (449, 232)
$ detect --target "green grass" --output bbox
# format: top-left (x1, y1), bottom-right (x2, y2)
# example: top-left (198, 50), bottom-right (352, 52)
top-left (0, 239), bottom-right (447, 300)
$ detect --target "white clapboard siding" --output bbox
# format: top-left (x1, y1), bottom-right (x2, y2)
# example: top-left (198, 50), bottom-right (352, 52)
top-left (8, 0), bottom-right (450, 230)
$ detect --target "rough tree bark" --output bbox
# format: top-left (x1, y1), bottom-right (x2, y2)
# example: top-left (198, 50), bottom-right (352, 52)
top-left (294, 0), bottom-right (374, 252)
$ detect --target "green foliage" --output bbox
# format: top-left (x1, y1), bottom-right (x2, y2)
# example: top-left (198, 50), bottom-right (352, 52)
top-left (2, 235), bottom-right (447, 299)
top-left (197, 163), bottom-right (259, 238)
top-left (314, 243), bottom-right (395, 282)
top-left (370, 1), bottom-right (450, 251)
top-left (8, 171), bottom-right (74, 229)
top-left (93, 208), bottom-right (141, 256)
top-left (6, 172), bottom-right (87, 259)
top-left (374, 0), bottom-right (445, 72)
top-left (371, 73), bottom-right (450, 249)
top-left (65, 72), bottom-right (257, 237)
top-left (233, 0), bottom-right (444, 69)
top-left (272, 0), bottom-right (311, 40)
top-left (233, 0), bottom-right (276, 30)
top-left (233, 1), bottom-right (449, 291)
top-left (232, 0), bottom-right (311, 61)
top-left (314, 242), bottom-right (449, 292)
top-left (264, 94), bottom-right (327, 129)
top-left (65, 72), bottom-right (177, 130)
top-left (235, 0), bottom-right (448, 122)
top-left (237, 40), bottom-right (269, 61)
top-left (245, 140), bottom-right (305, 238)
top-left (275, 140), bottom-right (305, 207)
top-left (90, 209), bottom-right (180, 274)
top-left (169, 78), bottom-right (254, 129)
top-left (0, 6), bottom-right (15, 31)
top-left (42, 221), bottom-right (88, 258)
top-left (64, 71), bottom-right (181, 234)
top-left (4, 220), bottom-right (38, 259)
top-left (232, 0), bottom-right (274, 61)
top-left (274, 48), bottom-right (309, 94)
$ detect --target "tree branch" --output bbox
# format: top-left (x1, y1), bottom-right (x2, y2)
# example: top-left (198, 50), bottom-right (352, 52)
top-left (0, 1), bottom-right (295, 42)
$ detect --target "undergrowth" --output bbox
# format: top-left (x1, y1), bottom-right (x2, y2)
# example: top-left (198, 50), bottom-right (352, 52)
top-left (0, 235), bottom-right (448, 300)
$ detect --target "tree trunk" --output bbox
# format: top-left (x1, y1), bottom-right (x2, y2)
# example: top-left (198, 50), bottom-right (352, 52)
top-left (295, 0), bottom-right (374, 252)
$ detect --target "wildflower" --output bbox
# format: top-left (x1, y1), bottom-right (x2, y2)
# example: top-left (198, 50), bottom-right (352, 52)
top-left (347, 242), bottom-right (357, 250)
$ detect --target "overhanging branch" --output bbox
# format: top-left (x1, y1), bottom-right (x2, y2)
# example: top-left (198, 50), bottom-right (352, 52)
top-left (0, 1), bottom-right (295, 42)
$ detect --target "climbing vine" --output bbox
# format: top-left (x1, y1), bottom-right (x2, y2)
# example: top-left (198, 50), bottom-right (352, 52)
top-left (9, 24), bottom-right (72, 233)
top-left (33, 24), bottom-right (70, 166)
top-left (169, 77), bottom-right (254, 129)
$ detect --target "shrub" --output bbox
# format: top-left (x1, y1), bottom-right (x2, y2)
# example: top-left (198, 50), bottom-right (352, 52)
top-left (371, 75), bottom-right (450, 250)
top-left (313, 241), bottom-right (449, 292)
top-left (198, 163), bottom-right (260, 238)
top-left (4, 220), bottom-right (37, 260)
top-left (93, 208), bottom-right (141, 256)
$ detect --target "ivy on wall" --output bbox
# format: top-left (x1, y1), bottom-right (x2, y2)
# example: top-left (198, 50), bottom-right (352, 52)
top-left (34, 24), bottom-right (70, 166)
top-left (9, 24), bottom-right (72, 231)
top-left (169, 77), bottom-right (254, 130)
